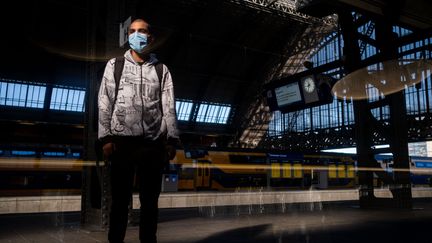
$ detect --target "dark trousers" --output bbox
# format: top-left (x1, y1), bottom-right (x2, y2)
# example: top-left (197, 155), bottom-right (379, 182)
top-left (108, 138), bottom-right (165, 243)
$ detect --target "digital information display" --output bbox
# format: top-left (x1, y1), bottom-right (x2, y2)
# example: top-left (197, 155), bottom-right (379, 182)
top-left (275, 82), bottom-right (302, 107)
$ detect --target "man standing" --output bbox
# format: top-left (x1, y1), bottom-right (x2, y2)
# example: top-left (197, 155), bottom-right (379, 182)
top-left (98, 18), bottom-right (179, 243)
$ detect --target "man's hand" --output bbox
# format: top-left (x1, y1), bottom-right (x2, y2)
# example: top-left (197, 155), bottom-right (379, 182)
top-left (102, 142), bottom-right (116, 160)
top-left (166, 145), bottom-right (177, 160)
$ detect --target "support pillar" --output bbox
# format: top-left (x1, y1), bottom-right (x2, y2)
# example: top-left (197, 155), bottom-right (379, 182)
top-left (338, 11), bottom-right (377, 207)
top-left (375, 18), bottom-right (412, 209)
top-left (339, 8), bottom-right (412, 209)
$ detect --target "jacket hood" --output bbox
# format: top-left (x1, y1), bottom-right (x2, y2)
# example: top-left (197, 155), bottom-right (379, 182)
top-left (124, 49), bottom-right (159, 65)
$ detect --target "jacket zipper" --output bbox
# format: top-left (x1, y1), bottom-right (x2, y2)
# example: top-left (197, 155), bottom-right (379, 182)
top-left (140, 65), bottom-right (145, 136)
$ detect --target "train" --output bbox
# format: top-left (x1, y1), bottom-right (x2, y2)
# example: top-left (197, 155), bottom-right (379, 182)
top-left (0, 148), bottom-right (431, 196)
top-left (0, 156), bottom-right (84, 196)
top-left (375, 154), bottom-right (432, 187)
top-left (171, 149), bottom-right (357, 191)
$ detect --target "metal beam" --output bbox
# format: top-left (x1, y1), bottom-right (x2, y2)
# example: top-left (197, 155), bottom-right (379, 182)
top-left (227, 0), bottom-right (337, 26)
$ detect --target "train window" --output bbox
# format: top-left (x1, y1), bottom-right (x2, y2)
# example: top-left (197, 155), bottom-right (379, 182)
top-left (43, 152), bottom-right (66, 157)
top-left (184, 149), bottom-right (208, 159)
top-left (11, 150), bottom-right (36, 156)
top-left (229, 155), bottom-right (266, 164)
top-left (249, 156), bottom-right (266, 163)
top-left (415, 162), bottom-right (425, 168)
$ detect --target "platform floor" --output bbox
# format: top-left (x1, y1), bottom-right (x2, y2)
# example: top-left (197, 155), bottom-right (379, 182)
top-left (2, 187), bottom-right (432, 215)
top-left (1, 199), bottom-right (432, 243)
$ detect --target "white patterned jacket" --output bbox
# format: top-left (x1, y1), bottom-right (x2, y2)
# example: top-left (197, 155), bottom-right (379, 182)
top-left (98, 50), bottom-right (179, 144)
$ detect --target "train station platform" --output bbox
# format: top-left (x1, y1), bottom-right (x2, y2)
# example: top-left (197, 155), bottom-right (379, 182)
top-left (1, 197), bottom-right (432, 243)
top-left (1, 187), bottom-right (432, 215)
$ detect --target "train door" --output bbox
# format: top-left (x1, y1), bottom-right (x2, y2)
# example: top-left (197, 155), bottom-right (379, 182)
top-left (271, 160), bottom-right (281, 178)
top-left (293, 160), bottom-right (303, 179)
top-left (347, 163), bottom-right (355, 178)
top-left (327, 158), bottom-right (355, 187)
top-left (270, 159), bottom-right (282, 187)
top-left (310, 158), bottom-right (327, 189)
top-left (195, 161), bottom-right (211, 189)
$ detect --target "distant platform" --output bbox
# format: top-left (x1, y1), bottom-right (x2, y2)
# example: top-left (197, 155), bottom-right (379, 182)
top-left (1, 187), bottom-right (432, 214)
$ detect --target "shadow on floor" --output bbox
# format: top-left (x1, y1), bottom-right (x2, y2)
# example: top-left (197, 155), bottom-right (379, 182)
top-left (194, 216), bottom-right (432, 243)
top-left (196, 224), bottom-right (273, 243)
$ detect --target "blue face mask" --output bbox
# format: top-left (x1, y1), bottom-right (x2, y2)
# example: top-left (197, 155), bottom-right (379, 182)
top-left (128, 32), bottom-right (148, 53)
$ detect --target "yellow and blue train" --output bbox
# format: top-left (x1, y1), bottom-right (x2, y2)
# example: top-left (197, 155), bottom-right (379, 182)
top-left (171, 148), bottom-right (357, 191)
top-left (0, 148), bottom-right (431, 196)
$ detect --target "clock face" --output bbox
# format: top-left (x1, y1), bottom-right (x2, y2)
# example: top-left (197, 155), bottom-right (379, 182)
top-left (303, 77), bottom-right (315, 93)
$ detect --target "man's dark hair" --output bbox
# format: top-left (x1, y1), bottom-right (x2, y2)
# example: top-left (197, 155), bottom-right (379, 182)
top-left (131, 18), bottom-right (152, 34)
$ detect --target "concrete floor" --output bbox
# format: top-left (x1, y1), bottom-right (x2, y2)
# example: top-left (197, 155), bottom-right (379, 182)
top-left (1, 200), bottom-right (432, 243)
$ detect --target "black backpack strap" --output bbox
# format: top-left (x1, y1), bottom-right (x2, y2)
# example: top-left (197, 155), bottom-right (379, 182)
top-left (96, 57), bottom-right (124, 169)
top-left (155, 62), bottom-right (164, 116)
top-left (155, 62), bottom-right (164, 84)
top-left (112, 56), bottom-right (125, 113)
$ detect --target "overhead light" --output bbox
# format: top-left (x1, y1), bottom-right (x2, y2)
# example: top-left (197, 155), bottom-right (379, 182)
top-left (332, 59), bottom-right (432, 100)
